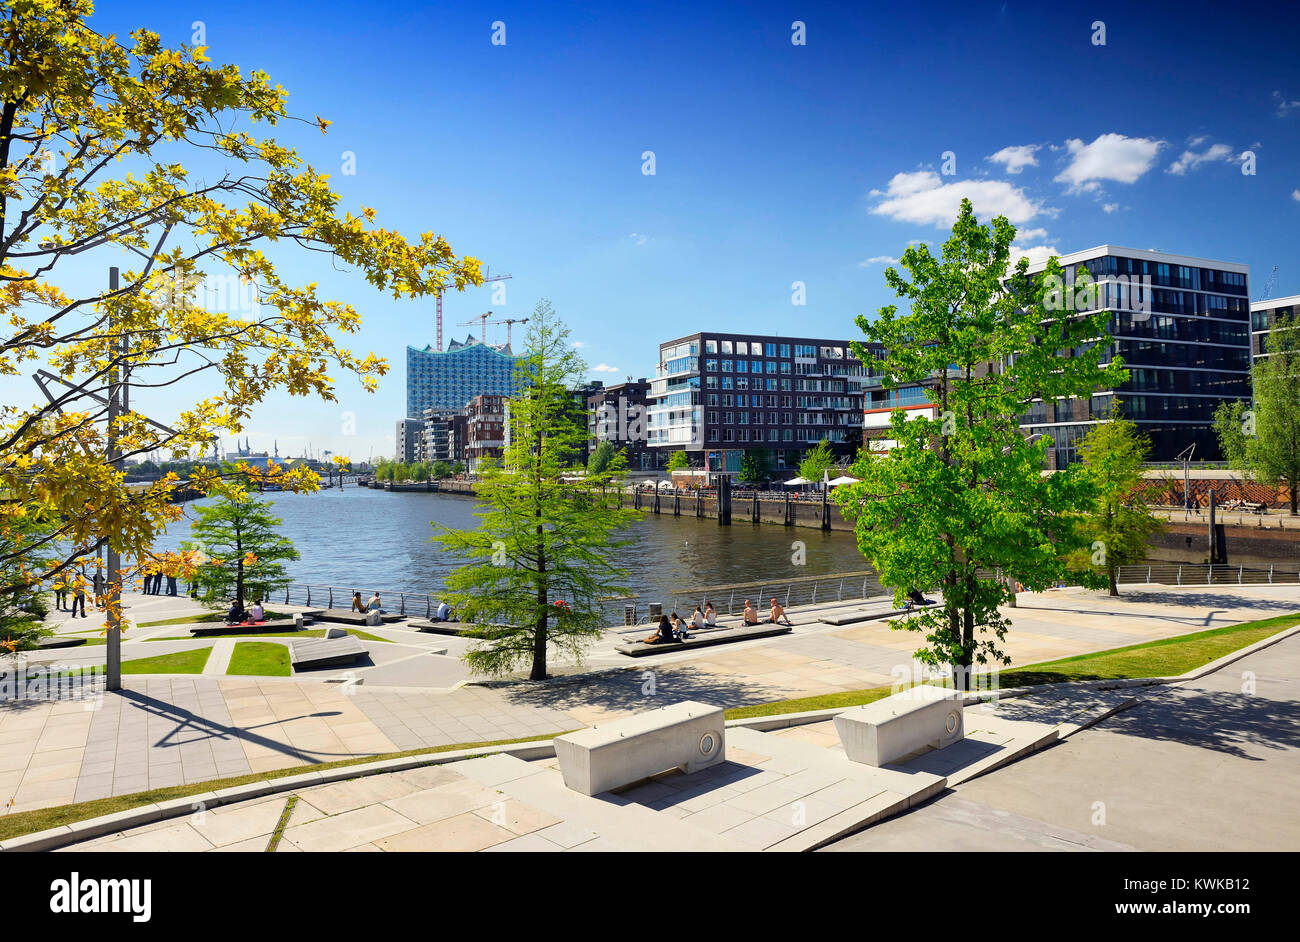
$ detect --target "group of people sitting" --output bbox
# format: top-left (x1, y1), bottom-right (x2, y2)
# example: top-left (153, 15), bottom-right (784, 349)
top-left (226, 598), bottom-right (266, 625)
top-left (350, 591), bottom-right (384, 614)
top-left (641, 597), bottom-right (794, 644)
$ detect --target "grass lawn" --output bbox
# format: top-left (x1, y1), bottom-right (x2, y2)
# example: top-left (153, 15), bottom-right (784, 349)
top-left (120, 646), bottom-right (213, 675)
top-left (145, 627), bottom-right (392, 644)
top-left (724, 611), bottom-right (1300, 720)
top-left (227, 641), bottom-right (290, 677)
top-left (0, 730), bottom-right (574, 842)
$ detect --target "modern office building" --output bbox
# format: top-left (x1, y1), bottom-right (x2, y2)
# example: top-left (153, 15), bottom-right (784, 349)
top-left (405, 333), bottom-right (521, 419)
top-left (588, 378), bottom-right (656, 471)
top-left (418, 408), bottom-right (467, 465)
top-left (395, 418), bottom-right (423, 463)
top-left (1020, 246), bottom-right (1251, 466)
top-left (1250, 295), bottom-right (1299, 364)
top-left (648, 332), bottom-right (871, 478)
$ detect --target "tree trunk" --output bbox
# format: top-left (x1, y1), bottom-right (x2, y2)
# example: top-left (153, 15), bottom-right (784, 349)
top-left (531, 526), bottom-right (547, 680)
top-left (1108, 564), bottom-right (1118, 597)
top-left (1291, 477), bottom-right (1297, 516)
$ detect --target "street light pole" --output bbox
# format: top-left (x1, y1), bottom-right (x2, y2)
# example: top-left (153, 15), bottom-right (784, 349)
top-left (105, 266), bottom-right (122, 691)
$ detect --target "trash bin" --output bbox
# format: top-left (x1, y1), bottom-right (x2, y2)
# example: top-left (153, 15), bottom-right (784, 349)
top-left (624, 604), bottom-right (637, 626)
top-left (648, 602), bottom-right (662, 620)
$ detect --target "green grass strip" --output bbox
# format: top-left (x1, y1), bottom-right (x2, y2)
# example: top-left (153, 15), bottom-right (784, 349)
top-left (227, 642), bottom-right (290, 677)
top-left (264, 795), bottom-right (298, 852)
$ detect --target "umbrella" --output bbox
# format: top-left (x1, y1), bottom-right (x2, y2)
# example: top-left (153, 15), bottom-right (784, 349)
top-left (827, 475), bottom-right (859, 486)
top-left (782, 477), bottom-right (809, 486)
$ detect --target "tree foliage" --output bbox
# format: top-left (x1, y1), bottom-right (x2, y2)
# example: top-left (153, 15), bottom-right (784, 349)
top-left (587, 439), bottom-right (617, 475)
top-left (1068, 401), bottom-right (1165, 595)
top-left (798, 438), bottom-right (836, 484)
top-left (833, 199), bottom-right (1125, 686)
top-left (1214, 312), bottom-right (1300, 515)
top-left (666, 450), bottom-right (689, 472)
top-left (738, 447), bottom-right (772, 484)
top-left (0, 2), bottom-right (480, 623)
top-left (189, 484), bottom-right (299, 606)
top-left (434, 301), bottom-right (635, 680)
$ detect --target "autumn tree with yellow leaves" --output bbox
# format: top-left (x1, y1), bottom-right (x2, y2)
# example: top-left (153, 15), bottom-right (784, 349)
top-left (0, 1), bottom-right (481, 633)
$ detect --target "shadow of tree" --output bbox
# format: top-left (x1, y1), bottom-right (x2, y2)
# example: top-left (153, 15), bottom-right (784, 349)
top-left (495, 664), bottom-right (782, 715)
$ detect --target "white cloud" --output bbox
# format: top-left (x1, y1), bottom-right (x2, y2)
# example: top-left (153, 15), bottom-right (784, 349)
top-left (1292, 189), bottom-right (1300, 203)
top-left (572, 341), bottom-right (586, 348)
top-left (1168, 142), bottom-right (1234, 175)
top-left (1009, 244), bottom-right (1060, 268)
top-left (1103, 202), bottom-right (1119, 213)
top-left (1055, 133), bottom-right (1164, 191)
top-left (986, 144), bottom-right (1041, 174)
top-left (1017, 227), bottom-right (1048, 241)
top-left (627, 233), bottom-right (648, 246)
top-left (592, 363), bottom-right (618, 373)
top-left (858, 255), bottom-right (900, 267)
top-left (1274, 91), bottom-right (1300, 117)
top-left (870, 170), bottom-right (1044, 227)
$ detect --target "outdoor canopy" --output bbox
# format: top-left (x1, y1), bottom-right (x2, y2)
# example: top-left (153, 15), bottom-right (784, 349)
top-left (782, 477), bottom-right (810, 486)
top-left (827, 475), bottom-right (859, 486)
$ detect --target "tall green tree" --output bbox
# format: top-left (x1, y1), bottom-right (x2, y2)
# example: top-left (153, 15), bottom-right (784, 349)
top-left (434, 301), bottom-right (636, 680)
top-left (834, 199), bottom-right (1125, 688)
top-left (431, 460), bottom-right (451, 479)
top-left (409, 461), bottom-right (430, 482)
top-left (666, 450), bottom-right (689, 472)
top-left (739, 447), bottom-right (773, 484)
top-left (799, 437), bottom-right (836, 484)
top-left (1070, 402), bottom-right (1166, 596)
top-left (190, 485), bottom-right (299, 607)
top-left (1215, 312), bottom-right (1300, 515)
top-left (587, 440), bottom-right (617, 475)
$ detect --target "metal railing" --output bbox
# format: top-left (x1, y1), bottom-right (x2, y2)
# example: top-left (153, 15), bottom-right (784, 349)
top-left (278, 583), bottom-right (440, 618)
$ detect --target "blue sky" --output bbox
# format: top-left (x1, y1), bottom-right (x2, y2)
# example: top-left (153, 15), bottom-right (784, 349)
top-left (15, 0), bottom-right (1300, 462)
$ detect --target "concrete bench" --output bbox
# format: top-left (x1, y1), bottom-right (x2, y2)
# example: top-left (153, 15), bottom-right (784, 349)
top-left (614, 622), bottom-right (791, 657)
top-left (554, 700), bottom-right (726, 796)
top-left (289, 633), bottom-right (369, 670)
top-left (315, 608), bottom-right (403, 626)
top-left (191, 615), bottom-right (310, 637)
top-left (833, 685), bottom-right (964, 767)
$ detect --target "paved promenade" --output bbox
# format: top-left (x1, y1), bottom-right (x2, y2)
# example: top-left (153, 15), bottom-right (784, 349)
top-left (2, 583), bottom-right (1297, 814)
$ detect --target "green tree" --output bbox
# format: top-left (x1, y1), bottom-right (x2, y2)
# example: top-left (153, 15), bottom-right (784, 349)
top-left (739, 447), bottom-right (773, 484)
top-left (1070, 402), bottom-right (1166, 596)
top-left (1214, 313), bottom-right (1300, 515)
top-left (452, 461), bottom-right (466, 476)
top-left (799, 438), bottom-right (836, 484)
top-left (434, 301), bottom-right (635, 680)
top-left (666, 450), bottom-right (689, 472)
top-left (409, 461), bottom-right (430, 482)
top-left (431, 460), bottom-right (451, 479)
top-left (190, 485), bottom-right (299, 608)
top-left (588, 440), bottom-right (617, 475)
top-left (0, 509), bottom-right (56, 651)
top-left (834, 199), bottom-right (1125, 688)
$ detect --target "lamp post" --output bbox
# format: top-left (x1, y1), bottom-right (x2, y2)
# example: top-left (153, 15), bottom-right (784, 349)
top-left (105, 266), bottom-right (123, 691)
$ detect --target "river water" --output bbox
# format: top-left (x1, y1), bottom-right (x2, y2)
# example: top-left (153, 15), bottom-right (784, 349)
top-left (150, 486), bottom-right (868, 603)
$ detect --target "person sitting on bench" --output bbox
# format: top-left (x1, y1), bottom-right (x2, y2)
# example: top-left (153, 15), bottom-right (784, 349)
top-left (704, 601), bottom-right (717, 626)
top-left (368, 592), bottom-right (382, 612)
top-left (691, 605), bottom-right (707, 631)
top-left (435, 600), bottom-right (452, 622)
top-left (227, 599), bottom-right (247, 624)
top-left (670, 612), bottom-right (690, 640)
top-left (249, 598), bottom-right (264, 622)
top-left (642, 615), bottom-right (679, 644)
top-left (768, 598), bottom-right (793, 626)
top-left (743, 599), bottom-right (759, 626)
top-left (351, 592), bottom-right (366, 613)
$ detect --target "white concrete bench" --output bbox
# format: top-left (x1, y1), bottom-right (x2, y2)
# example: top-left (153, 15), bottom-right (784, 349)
top-left (553, 700), bottom-right (726, 796)
top-left (833, 685), bottom-right (964, 767)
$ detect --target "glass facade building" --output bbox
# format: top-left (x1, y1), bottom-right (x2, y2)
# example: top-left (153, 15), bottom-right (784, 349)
top-left (1020, 246), bottom-right (1251, 465)
top-left (405, 336), bottom-right (521, 418)
top-left (1250, 295), bottom-right (1299, 364)
top-left (649, 331), bottom-right (873, 476)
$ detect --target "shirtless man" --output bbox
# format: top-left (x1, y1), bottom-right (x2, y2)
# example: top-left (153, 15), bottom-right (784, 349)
top-left (768, 598), bottom-right (793, 626)
top-left (743, 599), bottom-right (759, 626)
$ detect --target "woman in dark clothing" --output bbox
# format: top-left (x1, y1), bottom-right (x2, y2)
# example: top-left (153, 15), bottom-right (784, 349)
top-left (227, 599), bottom-right (247, 624)
top-left (642, 615), bottom-right (678, 644)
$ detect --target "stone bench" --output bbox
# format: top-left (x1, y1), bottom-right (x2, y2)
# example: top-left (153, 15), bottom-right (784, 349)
top-left (833, 685), bottom-right (964, 767)
top-left (614, 622), bottom-right (792, 656)
top-left (289, 632), bottom-right (369, 670)
top-left (315, 608), bottom-right (404, 626)
top-left (554, 700), bottom-right (726, 796)
top-left (191, 615), bottom-right (309, 636)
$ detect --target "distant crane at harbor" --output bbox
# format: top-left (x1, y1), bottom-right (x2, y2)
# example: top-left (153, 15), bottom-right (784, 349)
top-left (436, 265), bottom-right (512, 351)
top-left (485, 316), bottom-right (530, 351)
top-left (456, 311), bottom-right (494, 344)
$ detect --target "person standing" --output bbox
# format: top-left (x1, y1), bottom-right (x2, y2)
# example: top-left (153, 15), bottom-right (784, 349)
top-left (166, 574), bottom-right (178, 596)
top-left (54, 582), bottom-right (67, 611)
top-left (71, 583), bottom-right (86, 618)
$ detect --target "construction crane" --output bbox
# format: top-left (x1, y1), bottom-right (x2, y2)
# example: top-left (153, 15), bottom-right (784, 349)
top-left (1261, 265), bottom-right (1279, 300)
top-left (436, 265), bottom-right (512, 351)
top-left (456, 311), bottom-right (494, 345)
top-left (485, 316), bottom-right (530, 351)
